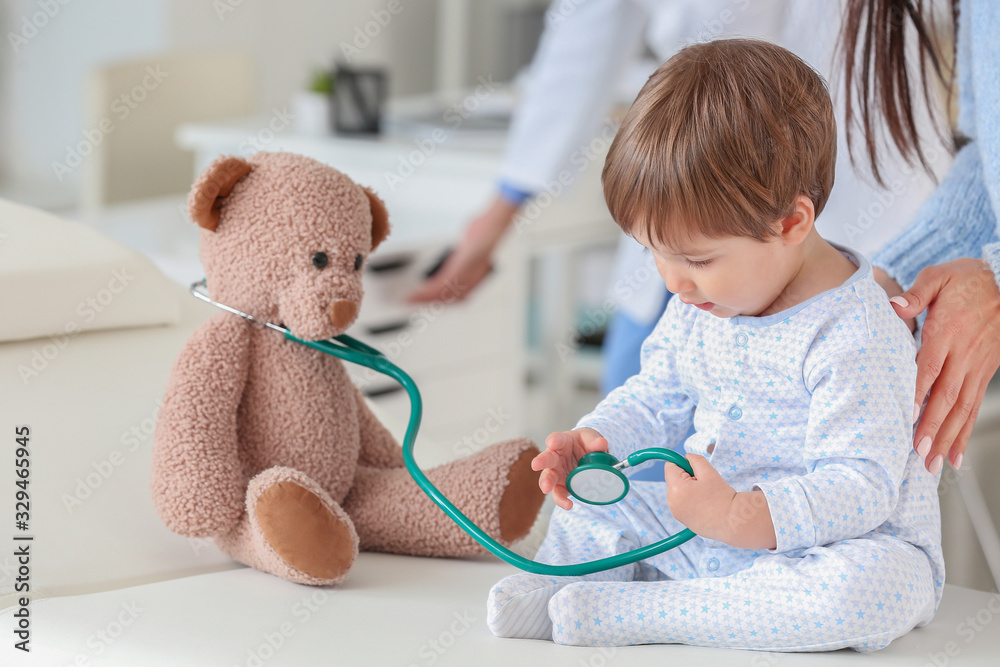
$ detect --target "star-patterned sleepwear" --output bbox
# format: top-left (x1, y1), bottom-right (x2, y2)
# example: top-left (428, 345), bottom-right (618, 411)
top-left (489, 246), bottom-right (944, 651)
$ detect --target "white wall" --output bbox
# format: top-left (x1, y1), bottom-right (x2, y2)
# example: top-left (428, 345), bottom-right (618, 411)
top-left (1, 0), bottom-right (167, 208)
top-left (0, 0), bottom-right (444, 209)
top-left (162, 0), bottom-right (440, 111)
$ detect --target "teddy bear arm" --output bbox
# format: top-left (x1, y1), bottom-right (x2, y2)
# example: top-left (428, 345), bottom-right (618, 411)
top-left (353, 385), bottom-right (404, 469)
top-left (151, 316), bottom-right (251, 536)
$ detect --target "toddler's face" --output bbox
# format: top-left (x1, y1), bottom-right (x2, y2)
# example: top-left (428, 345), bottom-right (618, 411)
top-left (633, 227), bottom-right (792, 318)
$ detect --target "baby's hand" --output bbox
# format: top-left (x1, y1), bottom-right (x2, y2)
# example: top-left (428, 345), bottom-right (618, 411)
top-left (662, 454), bottom-right (737, 541)
top-left (532, 428), bottom-right (608, 510)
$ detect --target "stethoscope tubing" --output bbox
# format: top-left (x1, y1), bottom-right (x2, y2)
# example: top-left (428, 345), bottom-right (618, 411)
top-left (190, 280), bottom-right (697, 576)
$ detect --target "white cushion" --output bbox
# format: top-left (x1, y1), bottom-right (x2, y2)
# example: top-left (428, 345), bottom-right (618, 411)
top-left (0, 281), bottom-right (232, 609)
top-left (0, 198), bottom-right (179, 343)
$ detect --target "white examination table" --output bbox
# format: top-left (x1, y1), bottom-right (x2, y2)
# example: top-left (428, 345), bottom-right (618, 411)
top-left (2, 234), bottom-right (999, 666)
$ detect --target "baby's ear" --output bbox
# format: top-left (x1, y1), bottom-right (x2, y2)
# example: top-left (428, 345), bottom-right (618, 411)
top-left (188, 156), bottom-right (253, 231)
top-left (361, 186), bottom-right (390, 252)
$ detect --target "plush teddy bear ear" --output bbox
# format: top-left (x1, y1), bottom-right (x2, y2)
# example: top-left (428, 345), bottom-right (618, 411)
top-left (188, 156), bottom-right (253, 231)
top-left (361, 186), bottom-right (390, 251)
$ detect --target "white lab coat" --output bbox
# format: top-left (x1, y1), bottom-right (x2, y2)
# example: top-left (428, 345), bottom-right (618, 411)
top-left (499, 0), bottom-right (948, 324)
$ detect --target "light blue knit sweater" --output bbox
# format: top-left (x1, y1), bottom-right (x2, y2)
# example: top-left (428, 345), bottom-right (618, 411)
top-left (872, 0), bottom-right (1000, 289)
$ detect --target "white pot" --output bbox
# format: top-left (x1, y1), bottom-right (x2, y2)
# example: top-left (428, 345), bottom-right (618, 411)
top-left (292, 91), bottom-right (332, 136)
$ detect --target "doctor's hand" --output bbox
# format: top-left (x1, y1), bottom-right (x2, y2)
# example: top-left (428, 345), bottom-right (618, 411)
top-left (407, 195), bottom-right (519, 303)
top-left (533, 428), bottom-right (608, 510)
top-left (877, 259), bottom-right (1000, 474)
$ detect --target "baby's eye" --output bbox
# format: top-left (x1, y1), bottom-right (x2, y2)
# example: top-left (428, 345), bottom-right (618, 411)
top-left (686, 258), bottom-right (712, 269)
top-left (312, 252), bottom-right (329, 269)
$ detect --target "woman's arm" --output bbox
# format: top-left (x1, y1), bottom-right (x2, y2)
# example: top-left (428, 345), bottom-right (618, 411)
top-left (409, 0), bottom-right (648, 303)
top-left (871, 142), bottom-right (1000, 471)
top-left (871, 142), bottom-right (999, 292)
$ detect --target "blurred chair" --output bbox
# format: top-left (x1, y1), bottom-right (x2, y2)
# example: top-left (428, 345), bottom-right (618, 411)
top-left (958, 470), bottom-right (1000, 592)
top-left (938, 381), bottom-right (1000, 593)
top-left (81, 51), bottom-right (254, 209)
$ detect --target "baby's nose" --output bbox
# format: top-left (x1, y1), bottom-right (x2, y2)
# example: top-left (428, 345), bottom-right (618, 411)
top-left (664, 273), bottom-right (693, 295)
top-left (330, 299), bottom-right (358, 327)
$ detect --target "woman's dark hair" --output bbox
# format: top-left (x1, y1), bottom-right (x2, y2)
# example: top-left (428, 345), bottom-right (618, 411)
top-left (838, 0), bottom-right (960, 186)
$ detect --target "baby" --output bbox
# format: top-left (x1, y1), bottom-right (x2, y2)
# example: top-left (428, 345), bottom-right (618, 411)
top-left (488, 39), bottom-right (943, 652)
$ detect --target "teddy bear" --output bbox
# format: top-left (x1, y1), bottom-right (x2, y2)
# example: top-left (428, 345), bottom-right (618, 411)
top-left (151, 151), bottom-right (544, 585)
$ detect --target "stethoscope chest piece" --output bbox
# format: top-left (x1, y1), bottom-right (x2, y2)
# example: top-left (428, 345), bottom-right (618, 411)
top-left (566, 452), bottom-right (630, 505)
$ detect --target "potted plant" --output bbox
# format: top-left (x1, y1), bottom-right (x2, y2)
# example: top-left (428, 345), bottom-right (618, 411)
top-left (293, 68), bottom-right (335, 136)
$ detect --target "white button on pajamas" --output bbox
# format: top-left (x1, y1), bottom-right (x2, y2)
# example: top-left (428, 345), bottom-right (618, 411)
top-left (488, 248), bottom-right (944, 651)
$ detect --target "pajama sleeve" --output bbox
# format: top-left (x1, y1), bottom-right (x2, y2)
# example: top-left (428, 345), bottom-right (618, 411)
top-left (754, 308), bottom-right (918, 553)
top-left (576, 296), bottom-right (697, 461)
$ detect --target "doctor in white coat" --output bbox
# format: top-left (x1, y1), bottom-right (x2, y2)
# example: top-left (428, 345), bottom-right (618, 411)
top-left (410, 0), bottom-right (947, 396)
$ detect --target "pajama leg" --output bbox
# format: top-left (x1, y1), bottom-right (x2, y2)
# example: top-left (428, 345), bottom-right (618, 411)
top-left (488, 482), bottom-right (699, 640)
top-left (548, 535), bottom-right (937, 651)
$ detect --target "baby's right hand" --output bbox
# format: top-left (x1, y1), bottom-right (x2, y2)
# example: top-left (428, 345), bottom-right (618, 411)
top-left (532, 428), bottom-right (609, 510)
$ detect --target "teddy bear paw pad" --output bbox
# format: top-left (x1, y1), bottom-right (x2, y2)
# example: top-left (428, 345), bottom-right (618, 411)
top-left (255, 481), bottom-right (357, 581)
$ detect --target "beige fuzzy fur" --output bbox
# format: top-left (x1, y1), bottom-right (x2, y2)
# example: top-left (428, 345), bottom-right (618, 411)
top-left (151, 152), bottom-right (543, 585)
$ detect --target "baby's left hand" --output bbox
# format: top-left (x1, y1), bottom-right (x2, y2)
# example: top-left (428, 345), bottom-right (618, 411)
top-left (663, 454), bottom-right (737, 542)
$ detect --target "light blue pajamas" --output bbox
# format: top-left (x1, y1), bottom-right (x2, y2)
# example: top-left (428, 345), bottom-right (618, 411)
top-left (489, 246), bottom-right (944, 651)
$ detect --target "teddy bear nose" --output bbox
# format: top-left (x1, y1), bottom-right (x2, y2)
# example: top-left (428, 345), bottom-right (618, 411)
top-left (330, 300), bottom-right (358, 328)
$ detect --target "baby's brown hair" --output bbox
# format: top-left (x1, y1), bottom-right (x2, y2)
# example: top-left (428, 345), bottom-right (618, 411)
top-left (602, 39), bottom-right (836, 251)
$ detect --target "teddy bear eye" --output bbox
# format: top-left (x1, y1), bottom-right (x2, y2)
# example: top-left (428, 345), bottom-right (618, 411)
top-left (354, 254), bottom-right (363, 271)
top-left (312, 252), bottom-right (329, 269)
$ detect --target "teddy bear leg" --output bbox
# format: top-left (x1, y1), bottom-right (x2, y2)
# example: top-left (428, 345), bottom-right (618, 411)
top-left (343, 437), bottom-right (544, 558)
top-left (215, 466), bottom-right (359, 585)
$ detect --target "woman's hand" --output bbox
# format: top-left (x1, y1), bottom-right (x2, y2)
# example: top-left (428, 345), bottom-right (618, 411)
top-left (407, 195), bottom-right (519, 303)
top-left (532, 428), bottom-right (609, 510)
top-left (876, 260), bottom-right (1000, 473)
top-left (872, 267), bottom-right (917, 333)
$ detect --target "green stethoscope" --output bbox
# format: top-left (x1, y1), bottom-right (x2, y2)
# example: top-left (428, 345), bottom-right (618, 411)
top-left (191, 280), bottom-right (696, 576)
